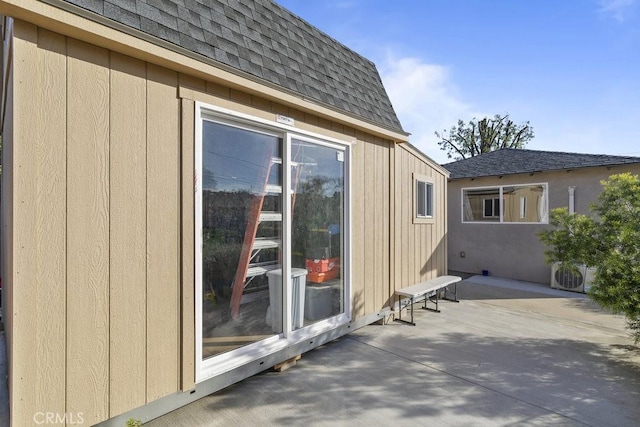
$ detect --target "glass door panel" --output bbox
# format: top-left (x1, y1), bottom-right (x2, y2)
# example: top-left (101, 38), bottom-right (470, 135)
top-left (291, 139), bottom-right (345, 325)
top-left (200, 120), bottom-right (283, 360)
top-left (197, 113), bottom-right (350, 379)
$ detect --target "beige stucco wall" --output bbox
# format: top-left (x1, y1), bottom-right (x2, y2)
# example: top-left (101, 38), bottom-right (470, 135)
top-left (1, 16), bottom-right (448, 425)
top-left (447, 164), bottom-right (640, 284)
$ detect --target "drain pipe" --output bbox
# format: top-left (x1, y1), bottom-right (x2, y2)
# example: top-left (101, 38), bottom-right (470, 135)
top-left (568, 186), bottom-right (575, 214)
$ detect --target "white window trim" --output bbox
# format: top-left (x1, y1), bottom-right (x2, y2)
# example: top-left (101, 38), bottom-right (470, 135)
top-left (198, 102), bottom-right (354, 147)
top-left (482, 197), bottom-right (501, 218)
top-left (195, 101), bottom-right (352, 382)
top-left (461, 183), bottom-right (548, 224)
top-left (413, 173), bottom-right (435, 224)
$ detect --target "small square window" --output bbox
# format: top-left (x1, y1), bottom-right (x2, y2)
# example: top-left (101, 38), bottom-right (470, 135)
top-left (483, 198), bottom-right (500, 218)
top-left (415, 175), bottom-right (434, 221)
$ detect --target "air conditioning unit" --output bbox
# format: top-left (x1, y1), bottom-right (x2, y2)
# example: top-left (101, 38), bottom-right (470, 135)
top-left (550, 263), bottom-right (595, 293)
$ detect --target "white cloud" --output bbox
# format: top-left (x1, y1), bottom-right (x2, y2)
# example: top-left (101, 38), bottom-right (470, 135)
top-left (598, 0), bottom-right (637, 22)
top-left (378, 55), bottom-right (482, 164)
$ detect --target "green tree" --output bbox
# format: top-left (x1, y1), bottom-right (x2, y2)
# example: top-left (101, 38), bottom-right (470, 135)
top-left (538, 173), bottom-right (640, 343)
top-left (435, 113), bottom-right (534, 160)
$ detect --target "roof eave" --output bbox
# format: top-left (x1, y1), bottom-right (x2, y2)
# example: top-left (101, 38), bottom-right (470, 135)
top-left (400, 142), bottom-right (450, 177)
top-left (448, 162), bottom-right (640, 181)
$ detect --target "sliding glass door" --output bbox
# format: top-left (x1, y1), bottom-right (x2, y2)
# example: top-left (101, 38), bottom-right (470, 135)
top-left (199, 121), bottom-right (284, 362)
top-left (291, 138), bottom-right (345, 325)
top-left (196, 106), bottom-right (350, 381)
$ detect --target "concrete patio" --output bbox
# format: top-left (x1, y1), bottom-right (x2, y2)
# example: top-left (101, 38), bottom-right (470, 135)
top-left (147, 275), bottom-right (640, 426)
top-left (2, 275), bottom-right (639, 426)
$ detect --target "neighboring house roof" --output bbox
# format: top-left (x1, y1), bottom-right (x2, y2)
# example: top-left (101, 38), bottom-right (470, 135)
top-left (443, 148), bottom-right (640, 180)
top-left (53, 0), bottom-right (404, 134)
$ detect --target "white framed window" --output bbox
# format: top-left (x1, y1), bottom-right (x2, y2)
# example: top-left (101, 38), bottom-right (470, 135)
top-left (462, 183), bottom-right (548, 224)
top-left (195, 102), bottom-right (352, 381)
top-left (483, 197), bottom-right (500, 218)
top-left (414, 174), bottom-right (434, 222)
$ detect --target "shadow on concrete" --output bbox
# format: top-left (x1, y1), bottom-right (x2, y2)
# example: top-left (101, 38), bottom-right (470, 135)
top-left (149, 327), bottom-right (640, 426)
top-left (344, 329), bottom-right (640, 425)
top-left (148, 274), bottom-right (639, 426)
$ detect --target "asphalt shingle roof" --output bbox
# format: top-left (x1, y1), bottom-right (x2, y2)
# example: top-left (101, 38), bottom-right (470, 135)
top-left (443, 148), bottom-right (640, 180)
top-left (56, 0), bottom-right (404, 133)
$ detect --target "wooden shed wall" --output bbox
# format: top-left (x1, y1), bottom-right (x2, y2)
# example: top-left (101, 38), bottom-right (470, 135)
top-left (3, 19), bottom-right (448, 425)
top-left (5, 21), bottom-right (181, 425)
top-left (393, 144), bottom-right (449, 294)
top-left (351, 135), bottom-right (392, 317)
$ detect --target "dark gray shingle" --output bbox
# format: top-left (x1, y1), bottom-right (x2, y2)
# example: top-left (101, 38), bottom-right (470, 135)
top-left (443, 149), bottom-right (640, 180)
top-left (57, 0), bottom-right (404, 133)
top-left (104, 3), bottom-right (141, 30)
top-left (183, 0), bottom-right (212, 17)
top-left (68, 0), bottom-right (103, 14)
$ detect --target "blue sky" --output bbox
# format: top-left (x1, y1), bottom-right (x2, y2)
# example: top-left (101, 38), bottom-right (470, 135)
top-left (277, 0), bottom-right (640, 164)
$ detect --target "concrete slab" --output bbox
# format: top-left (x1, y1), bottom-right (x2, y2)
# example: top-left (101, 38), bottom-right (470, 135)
top-left (31, 276), bottom-right (640, 426)
top-left (146, 276), bottom-right (640, 426)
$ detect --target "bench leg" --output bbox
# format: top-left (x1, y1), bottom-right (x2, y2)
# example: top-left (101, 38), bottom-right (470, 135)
top-left (422, 292), bottom-right (440, 313)
top-left (394, 296), bottom-right (416, 326)
top-left (443, 283), bottom-right (460, 303)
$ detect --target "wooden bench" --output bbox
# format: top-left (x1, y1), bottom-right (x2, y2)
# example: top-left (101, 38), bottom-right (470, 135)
top-left (395, 275), bottom-right (462, 325)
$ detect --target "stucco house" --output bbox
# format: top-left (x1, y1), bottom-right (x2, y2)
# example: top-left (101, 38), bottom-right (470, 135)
top-left (0, 0), bottom-right (450, 425)
top-left (444, 148), bottom-right (640, 286)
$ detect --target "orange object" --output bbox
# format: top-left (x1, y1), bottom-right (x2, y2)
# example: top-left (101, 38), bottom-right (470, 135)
top-left (307, 271), bottom-right (339, 283)
top-left (306, 257), bottom-right (340, 273)
top-left (306, 257), bottom-right (340, 282)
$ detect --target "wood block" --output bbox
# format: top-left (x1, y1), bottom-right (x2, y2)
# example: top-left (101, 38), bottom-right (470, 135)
top-left (273, 355), bottom-right (302, 372)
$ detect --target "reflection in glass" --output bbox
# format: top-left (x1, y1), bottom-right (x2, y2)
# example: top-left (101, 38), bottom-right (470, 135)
top-left (199, 124), bottom-right (348, 362)
top-left (503, 185), bottom-right (547, 223)
top-left (463, 188), bottom-right (501, 222)
top-left (463, 185), bottom-right (548, 223)
top-left (201, 121), bottom-right (283, 360)
top-left (291, 140), bottom-right (345, 325)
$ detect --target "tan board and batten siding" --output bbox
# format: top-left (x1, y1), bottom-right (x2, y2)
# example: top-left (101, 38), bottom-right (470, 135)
top-left (5, 21), bottom-right (182, 424)
top-left (2, 19), bottom-right (448, 425)
top-left (394, 144), bottom-right (449, 292)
